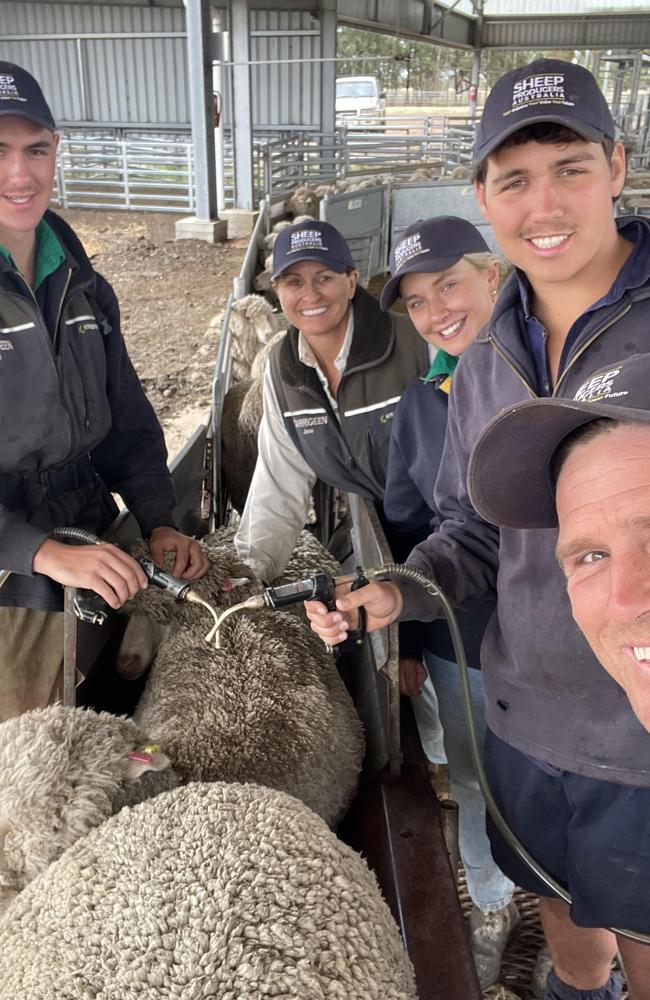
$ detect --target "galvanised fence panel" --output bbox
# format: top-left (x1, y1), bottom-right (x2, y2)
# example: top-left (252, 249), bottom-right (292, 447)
top-left (319, 185), bottom-right (389, 283)
top-left (52, 134), bottom-right (195, 213)
top-left (390, 180), bottom-right (498, 256)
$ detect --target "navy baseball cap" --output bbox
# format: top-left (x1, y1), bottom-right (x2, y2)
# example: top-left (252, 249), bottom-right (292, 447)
top-left (0, 62), bottom-right (55, 132)
top-left (468, 354), bottom-right (650, 530)
top-left (380, 216), bottom-right (490, 311)
top-left (272, 220), bottom-right (355, 280)
top-left (475, 58), bottom-right (615, 164)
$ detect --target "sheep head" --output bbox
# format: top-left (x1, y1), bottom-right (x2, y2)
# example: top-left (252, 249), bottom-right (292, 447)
top-left (0, 706), bottom-right (178, 903)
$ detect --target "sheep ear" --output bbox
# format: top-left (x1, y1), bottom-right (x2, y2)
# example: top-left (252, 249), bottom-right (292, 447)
top-left (122, 747), bottom-right (172, 781)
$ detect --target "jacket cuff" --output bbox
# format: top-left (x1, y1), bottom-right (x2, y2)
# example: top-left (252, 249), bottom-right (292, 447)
top-left (132, 506), bottom-right (178, 539)
top-left (395, 576), bottom-right (442, 623)
top-left (2, 522), bottom-right (50, 577)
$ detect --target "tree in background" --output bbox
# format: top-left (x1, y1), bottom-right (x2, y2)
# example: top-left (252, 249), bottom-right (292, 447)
top-left (336, 28), bottom-right (581, 101)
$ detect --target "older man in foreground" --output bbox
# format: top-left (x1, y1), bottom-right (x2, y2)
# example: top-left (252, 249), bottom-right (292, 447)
top-left (467, 354), bottom-right (650, 999)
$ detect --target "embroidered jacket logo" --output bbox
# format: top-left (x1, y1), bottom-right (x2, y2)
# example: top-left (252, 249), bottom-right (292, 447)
top-left (573, 367), bottom-right (628, 403)
top-left (293, 414), bottom-right (328, 430)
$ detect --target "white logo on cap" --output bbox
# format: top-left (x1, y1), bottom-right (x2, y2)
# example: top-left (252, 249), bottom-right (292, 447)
top-left (0, 74), bottom-right (25, 103)
top-left (288, 230), bottom-right (328, 254)
top-left (574, 367), bottom-right (628, 403)
top-left (505, 73), bottom-right (574, 119)
top-left (394, 233), bottom-right (430, 273)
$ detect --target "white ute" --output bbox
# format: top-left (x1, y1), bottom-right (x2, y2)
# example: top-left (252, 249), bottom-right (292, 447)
top-left (335, 76), bottom-right (386, 118)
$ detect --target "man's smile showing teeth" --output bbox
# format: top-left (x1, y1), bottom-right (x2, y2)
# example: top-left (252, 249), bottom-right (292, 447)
top-left (4, 195), bottom-right (34, 204)
top-left (301, 307), bottom-right (328, 317)
top-left (439, 319), bottom-right (463, 338)
top-left (528, 235), bottom-right (569, 249)
top-left (632, 646), bottom-right (650, 662)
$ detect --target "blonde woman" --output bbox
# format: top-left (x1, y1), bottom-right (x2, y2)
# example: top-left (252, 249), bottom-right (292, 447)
top-left (380, 217), bottom-right (517, 991)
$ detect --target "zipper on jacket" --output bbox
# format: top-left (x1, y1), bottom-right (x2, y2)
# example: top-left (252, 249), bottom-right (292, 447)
top-left (552, 304), bottom-right (632, 397)
top-left (488, 335), bottom-right (537, 398)
top-left (53, 267), bottom-right (73, 352)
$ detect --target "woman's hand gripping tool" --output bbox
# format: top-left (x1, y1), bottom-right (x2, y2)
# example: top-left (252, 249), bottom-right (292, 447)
top-left (261, 566), bottom-right (369, 654)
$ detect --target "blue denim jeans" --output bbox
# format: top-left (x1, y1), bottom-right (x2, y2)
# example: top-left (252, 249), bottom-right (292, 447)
top-left (411, 667), bottom-right (447, 765)
top-left (419, 651), bottom-right (514, 913)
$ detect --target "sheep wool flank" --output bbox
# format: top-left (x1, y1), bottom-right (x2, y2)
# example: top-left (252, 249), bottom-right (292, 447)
top-left (121, 528), bottom-right (364, 827)
top-left (0, 782), bottom-right (416, 999)
top-left (220, 328), bottom-right (288, 513)
top-left (207, 293), bottom-right (284, 383)
top-left (0, 706), bottom-right (178, 914)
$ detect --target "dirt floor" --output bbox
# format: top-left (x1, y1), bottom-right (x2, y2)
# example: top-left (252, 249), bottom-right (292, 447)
top-left (58, 209), bottom-right (249, 459)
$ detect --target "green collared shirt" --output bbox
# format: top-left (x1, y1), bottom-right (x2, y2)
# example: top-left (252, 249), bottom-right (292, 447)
top-left (0, 219), bottom-right (66, 290)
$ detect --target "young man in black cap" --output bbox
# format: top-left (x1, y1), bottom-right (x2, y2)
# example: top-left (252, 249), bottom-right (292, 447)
top-left (0, 62), bottom-right (208, 718)
top-left (306, 59), bottom-right (650, 998)
top-left (234, 218), bottom-right (427, 582)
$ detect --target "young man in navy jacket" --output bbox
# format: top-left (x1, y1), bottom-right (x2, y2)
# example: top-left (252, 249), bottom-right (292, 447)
top-left (307, 59), bottom-right (650, 999)
top-left (0, 63), bottom-right (208, 718)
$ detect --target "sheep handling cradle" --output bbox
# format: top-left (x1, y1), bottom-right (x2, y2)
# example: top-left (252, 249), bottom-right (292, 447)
top-left (60, 197), bottom-right (481, 1000)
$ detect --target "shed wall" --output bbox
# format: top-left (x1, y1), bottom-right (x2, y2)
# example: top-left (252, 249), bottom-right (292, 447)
top-left (1, 3), bottom-right (324, 128)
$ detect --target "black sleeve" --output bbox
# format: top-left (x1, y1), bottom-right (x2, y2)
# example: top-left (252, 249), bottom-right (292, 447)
top-left (89, 273), bottom-right (178, 537)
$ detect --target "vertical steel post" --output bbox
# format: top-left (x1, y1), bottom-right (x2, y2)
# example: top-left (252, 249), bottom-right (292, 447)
top-left (229, 0), bottom-right (254, 211)
top-left (122, 140), bottom-right (130, 209)
top-left (185, 0), bottom-right (218, 220)
top-left (320, 0), bottom-right (337, 168)
top-left (469, 0), bottom-right (483, 119)
top-left (62, 588), bottom-right (78, 708)
top-left (212, 10), bottom-right (227, 214)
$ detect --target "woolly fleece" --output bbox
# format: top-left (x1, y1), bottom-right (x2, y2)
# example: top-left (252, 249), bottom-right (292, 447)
top-left (133, 608), bottom-right (363, 826)
top-left (0, 782), bottom-right (416, 999)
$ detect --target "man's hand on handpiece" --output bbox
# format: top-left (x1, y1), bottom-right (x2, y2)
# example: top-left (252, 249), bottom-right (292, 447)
top-left (148, 526), bottom-right (210, 580)
top-left (33, 539), bottom-right (148, 609)
top-left (304, 579), bottom-right (403, 647)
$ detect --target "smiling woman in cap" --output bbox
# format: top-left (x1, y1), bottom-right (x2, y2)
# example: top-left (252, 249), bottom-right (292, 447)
top-left (381, 216), bottom-right (517, 990)
top-left (234, 218), bottom-right (428, 583)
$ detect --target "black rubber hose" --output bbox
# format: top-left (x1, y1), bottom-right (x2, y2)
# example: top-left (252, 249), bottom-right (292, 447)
top-left (370, 561), bottom-right (650, 946)
top-left (51, 527), bottom-right (103, 546)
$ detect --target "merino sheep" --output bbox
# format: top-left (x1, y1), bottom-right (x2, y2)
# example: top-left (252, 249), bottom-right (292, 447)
top-left (315, 182), bottom-right (337, 198)
top-left (0, 705), bottom-right (177, 914)
top-left (0, 781), bottom-right (416, 999)
top-left (283, 183), bottom-right (320, 219)
top-left (220, 377), bottom-right (259, 514)
top-left (220, 329), bottom-right (286, 514)
top-left (117, 528), bottom-right (362, 825)
top-left (208, 293), bottom-right (282, 383)
top-left (407, 166), bottom-right (439, 182)
top-left (134, 608), bottom-right (362, 824)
